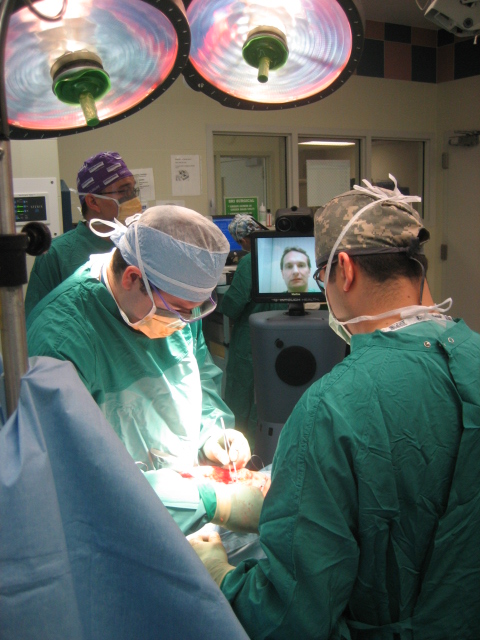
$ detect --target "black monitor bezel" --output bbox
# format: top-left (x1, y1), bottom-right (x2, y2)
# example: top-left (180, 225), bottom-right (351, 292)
top-left (250, 230), bottom-right (325, 304)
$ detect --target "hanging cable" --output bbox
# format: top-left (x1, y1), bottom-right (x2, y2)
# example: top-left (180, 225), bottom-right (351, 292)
top-left (415, 0), bottom-right (430, 11)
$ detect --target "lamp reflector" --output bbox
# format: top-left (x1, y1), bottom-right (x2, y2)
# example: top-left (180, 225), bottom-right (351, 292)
top-left (5, 0), bottom-right (190, 138)
top-left (183, 0), bottom-right (364, 110)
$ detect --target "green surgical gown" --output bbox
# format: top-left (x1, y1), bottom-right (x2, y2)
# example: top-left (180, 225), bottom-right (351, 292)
top-left (25, 221), bottom-right (111, 318)
top-left (221, 319), bottom-right (480, 639)
top-left (220, 253), bottom-right (286, 444)
top-left (27, 254), bottom-right (233, 533)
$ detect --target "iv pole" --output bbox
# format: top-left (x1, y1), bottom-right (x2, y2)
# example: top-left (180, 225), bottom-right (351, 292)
top-left (0, 0), bottom-right (30, 418)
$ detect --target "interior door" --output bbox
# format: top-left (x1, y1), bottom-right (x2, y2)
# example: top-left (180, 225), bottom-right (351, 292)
top-left (442, 140), bottom-right (480, 332)
top-left (213, 134), bottom-right (287, 216)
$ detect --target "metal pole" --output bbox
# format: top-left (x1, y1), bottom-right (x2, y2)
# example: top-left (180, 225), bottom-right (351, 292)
top-left (0, 0), bottom-right (29, 418)
top-left (0, 141), bottom-right (29, 417)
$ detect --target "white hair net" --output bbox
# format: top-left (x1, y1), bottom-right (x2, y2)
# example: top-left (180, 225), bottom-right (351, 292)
top-left (109, 205), bottom-right (230, 302)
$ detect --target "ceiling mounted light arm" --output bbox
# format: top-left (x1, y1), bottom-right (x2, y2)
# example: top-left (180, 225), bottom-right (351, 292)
top-left (51, 49), bottom-right (111, 127)
top-left (183, 0), bottom-right (364, 111)
top-left (242, 26), bottom-right (289, 84)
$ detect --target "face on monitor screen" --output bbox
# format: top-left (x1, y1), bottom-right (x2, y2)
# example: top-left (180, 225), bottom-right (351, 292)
top-left (250, 231), bottom-right (325, 304)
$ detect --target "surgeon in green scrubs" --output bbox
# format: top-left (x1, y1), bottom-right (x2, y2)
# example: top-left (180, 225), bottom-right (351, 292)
top-left (220, 214), bottom-right (286, 447)
top-left (27, 205), bottom-right (266, 535)
top-left (190, 178), bottom-right (480, 639)
top-left (25, 151), bottom-right (141, 317)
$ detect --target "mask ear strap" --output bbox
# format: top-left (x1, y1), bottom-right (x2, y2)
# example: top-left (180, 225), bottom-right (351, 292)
top-left (124, 212), bottom-right (143, 227)
top-left (406, 237), bottom-right (426, 304)
top-left (88, 218), bottom-right (127, 237)
top-left (133, 223), bottom-right (155, 305)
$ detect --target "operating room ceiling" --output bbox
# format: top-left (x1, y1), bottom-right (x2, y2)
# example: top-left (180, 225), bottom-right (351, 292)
top-left (361, 0), bottom-right (438, 30)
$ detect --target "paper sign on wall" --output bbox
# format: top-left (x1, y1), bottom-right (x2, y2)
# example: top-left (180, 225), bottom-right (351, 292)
top-left (171, 155), bottom-right (201, 196)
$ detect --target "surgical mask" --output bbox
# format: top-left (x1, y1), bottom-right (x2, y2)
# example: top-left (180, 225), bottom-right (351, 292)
top-left (72, 188), bottom-right (142, 225)
top-left (116, 196), bottom-right (143, 224)
top-left (321, 175), bottom-right (453, 343)
top-left (120, 307), bottom-right (186, 339)
top-left (327, 304), bottom-right (353, 345)
top-left (101, 261), bottom-right (186, 339)
top-left (91, 192), bottom-right (142, 225)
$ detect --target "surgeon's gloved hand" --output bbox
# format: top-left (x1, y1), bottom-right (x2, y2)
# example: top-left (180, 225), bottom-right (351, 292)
top-left (203, 429), bottom-right (251, 469)
top-left (212, 482), bottom-right (264, 533)
top-left (189, 531), bottom-right (235, 587)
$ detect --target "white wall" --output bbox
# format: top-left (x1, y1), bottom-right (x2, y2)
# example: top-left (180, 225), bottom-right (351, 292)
top-left (436, 75), bottom-right (480, 328)
top-left (56, 76), bottom-right (438, 215)
top-left (11, 138), bottom-right (61, 277)
top-left (11, 139), bottom-right (60, 181)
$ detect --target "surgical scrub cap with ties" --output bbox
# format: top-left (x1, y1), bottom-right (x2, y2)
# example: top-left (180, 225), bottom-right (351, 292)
top-left (109, 205), bottom-right (230, 303)
top-left (228, 214), bottom-right (267, 243)
top-left (314, 181), bottom-right (430, 268)
top-left (76, 151), bottom-right (133, 205)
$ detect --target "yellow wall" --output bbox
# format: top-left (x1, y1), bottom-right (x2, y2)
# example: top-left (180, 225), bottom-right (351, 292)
top-left (56, 74), bottom-right (441, 288)
top-left (56, 76), bottom-right (439, 216)
top-left (11, 73), bottom-right (480, 303)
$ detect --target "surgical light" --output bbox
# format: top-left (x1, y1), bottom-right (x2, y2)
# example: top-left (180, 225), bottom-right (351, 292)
top-left (4, 0), bottom-right (191, 138)
top-left (0, 0), bottom-right (190, 417)
top-left (182, 0), bottom-right (364, 110)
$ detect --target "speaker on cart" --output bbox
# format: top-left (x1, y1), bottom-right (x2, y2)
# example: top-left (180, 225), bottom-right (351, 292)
top-left (275, 206), bottom-right (315, 233)
top-left (250, 310), bottom-right (346, 465)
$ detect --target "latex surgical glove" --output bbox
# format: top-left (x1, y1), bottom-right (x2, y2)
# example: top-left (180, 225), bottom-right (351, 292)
top-left (212, 482), bottom-right (264, 533)
top-left (189, 531), bottom-right (235, 587)
top-left (203, 429), bottom-right (251, 469)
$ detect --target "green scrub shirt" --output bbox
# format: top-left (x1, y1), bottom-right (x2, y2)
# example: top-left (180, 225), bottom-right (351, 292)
top-left (27, 254), bottom-right (234, 534)
top-left (25, 221), bottom-right (111, 318)
top-left (221, 319), bottom-right (480, 639)
top-left (220, 253), bottom-right (286, 443)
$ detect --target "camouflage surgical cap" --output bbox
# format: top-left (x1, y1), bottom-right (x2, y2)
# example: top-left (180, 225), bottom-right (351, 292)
top-left (314, 189), bottom-right (430, 268)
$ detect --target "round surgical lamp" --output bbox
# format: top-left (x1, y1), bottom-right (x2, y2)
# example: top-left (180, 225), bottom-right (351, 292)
top-left (182, 0), bottom-right (364, 110)
top-left (0, 0), bottom-right (190, 418)
top-left (4, 0), bottom-right (190, 138)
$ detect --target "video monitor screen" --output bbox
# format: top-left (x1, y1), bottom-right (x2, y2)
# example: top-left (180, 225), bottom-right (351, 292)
top-left (250, 231), bottom-right (325, 304)
top-left (211, 215), bottom-right (242, 252)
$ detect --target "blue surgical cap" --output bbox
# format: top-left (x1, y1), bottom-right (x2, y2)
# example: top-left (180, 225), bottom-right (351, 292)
top-left (110, 206), bottom-right (230, 302)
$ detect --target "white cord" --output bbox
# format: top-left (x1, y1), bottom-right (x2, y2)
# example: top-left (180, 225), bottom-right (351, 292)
top-left (415, 0), bottom-right (430, 11)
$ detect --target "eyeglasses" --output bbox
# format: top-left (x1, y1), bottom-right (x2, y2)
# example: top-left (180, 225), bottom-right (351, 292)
top-left (101, 186), bottom-right (140, 201)
top-left (313, 266), bottom-right (327, 292)
top-left (150, 284), bottom-right (217, 324)
top-left (313, 258), bottom-right (338, 292)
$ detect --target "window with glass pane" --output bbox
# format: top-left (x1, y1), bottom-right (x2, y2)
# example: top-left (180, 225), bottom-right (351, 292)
top-left (298, 137), bottom-right (361, 209)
